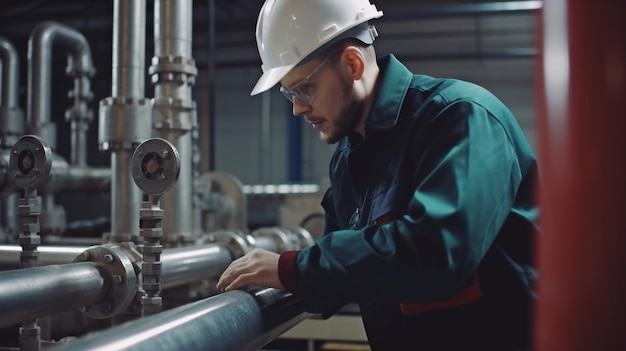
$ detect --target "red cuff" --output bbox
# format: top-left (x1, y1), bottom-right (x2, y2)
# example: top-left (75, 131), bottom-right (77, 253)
top-left (278, 250), bottom-right (300, 294)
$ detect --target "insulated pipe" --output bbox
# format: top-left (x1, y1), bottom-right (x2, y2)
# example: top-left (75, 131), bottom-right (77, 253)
top-left (0, 262), bottom-right (107, 328)
top-left (535, 1), bottom-right (626, 351)
top-left (50, 287), bottom-right (310, 351)
top-left (27, 21), bottom-right (94, 148)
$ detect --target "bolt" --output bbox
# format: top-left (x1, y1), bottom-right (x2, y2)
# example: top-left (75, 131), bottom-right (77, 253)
top-left (162, 150), bottom-right (170, 160)
top-left (113, 275), bottom-right (124, 284)
top-left (103, 254), bottom-right (114, 264)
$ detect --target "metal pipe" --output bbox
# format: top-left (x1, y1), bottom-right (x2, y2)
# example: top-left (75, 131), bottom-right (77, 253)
top-left (153, 0), bottom-right (197, 245)
top-left (50, 287), bottom-right (310, 351)
top-left (105, 0), bottom-right (147, 243)
top-left (0, 262), bottom-right (107, 328)
top-left (0, 36), bottom-right (19, 108)
top-left (113, 0), bottom-right (145, 98)
top-left (27, 21), bottom-right (94, 148)
top-left (1, 194), bottom-right (18, 241)
top-left (160, 243), bottom-right (232, 289)
top-left (251, 236), bottom-right (279, 253)
top-left (0, 245), bottom-right (86, 269)
top-left (0, 243), bottom-right (232, 290)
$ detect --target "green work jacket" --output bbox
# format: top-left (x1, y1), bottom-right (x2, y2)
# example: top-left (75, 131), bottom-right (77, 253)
top-left (278, 54), bottom-right (539, 351)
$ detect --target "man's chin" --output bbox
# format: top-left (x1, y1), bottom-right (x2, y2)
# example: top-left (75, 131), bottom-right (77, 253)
top-left (320, 132), bottom-right (340, 145)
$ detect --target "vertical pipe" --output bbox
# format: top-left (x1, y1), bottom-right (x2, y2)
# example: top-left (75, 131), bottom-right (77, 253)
top-left (153, 0), bottom-right (196, 245)
top-left (27, 22), bottom-right (94, 149)
top-left (0, 39), bottom-right (23, 239)
top-left (0, 37), bottom-right (19, 108)
top-left (109, 0), bottom-right (146, 241)
top-left (535, 1), bottom-right (626, 351)
top-left (112, 0), bottom-right (146, 98)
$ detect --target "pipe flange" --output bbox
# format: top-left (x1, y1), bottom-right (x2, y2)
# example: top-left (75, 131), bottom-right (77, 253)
top-left (9, 135), bottom-right (52, 190)
top-left (73, 244), bottom-right (138, 319)
top-left (131, 138), bottom-right (180, 196)
top-left (198, 230), bottom-right (254, 259)
top-left (251, 227), bottom-right (294, 252)
top-left (98, 97), bottom-right (153, 151)
top-left (152, 97), bottom-right (196, 131)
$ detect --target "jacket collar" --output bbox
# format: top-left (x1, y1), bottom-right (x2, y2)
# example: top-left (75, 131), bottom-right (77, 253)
top-left (364, 54), bottom-right (413, 130)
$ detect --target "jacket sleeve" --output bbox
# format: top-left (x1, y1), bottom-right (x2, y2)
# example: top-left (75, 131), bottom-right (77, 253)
top-left (288, 100), bottom-right (526, 304)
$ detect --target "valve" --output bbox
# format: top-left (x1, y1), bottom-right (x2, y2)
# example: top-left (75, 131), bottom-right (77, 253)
top-left (9, 135), bottom-right (52, 351)
top-left (131, 138), bottom-right (180, 315)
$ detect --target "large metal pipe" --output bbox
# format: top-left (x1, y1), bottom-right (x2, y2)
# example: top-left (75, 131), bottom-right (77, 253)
top-left (0, 245), bottom-right (86, 269)
top-left (153, 0), bottom-right (197, 245)
top-left (104, 0), bottom-right (148, 243)
top-left (159, 244), bottom-right (232, 289)
top-left (0, 243), bottom-right (232, 290)
top-left (27, 21), bottom-right (94, 148)
top-left (0, 262), bottom-right (107, 328)
top-left (535, 0), bottom-right (626, 350)
top-left (50, 287), bottom-right (310, 351)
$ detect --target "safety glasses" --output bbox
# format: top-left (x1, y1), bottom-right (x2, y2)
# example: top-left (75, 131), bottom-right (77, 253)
top-left (280, 57), bottom-right (331, 105)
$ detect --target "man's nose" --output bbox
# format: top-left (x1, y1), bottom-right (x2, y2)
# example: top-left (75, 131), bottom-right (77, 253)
top-left (292, 97), bottom-right (311, 116)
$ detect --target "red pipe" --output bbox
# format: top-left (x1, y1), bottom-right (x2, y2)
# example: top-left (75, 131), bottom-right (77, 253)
top-left (536, 1), bottom-right (626, 350)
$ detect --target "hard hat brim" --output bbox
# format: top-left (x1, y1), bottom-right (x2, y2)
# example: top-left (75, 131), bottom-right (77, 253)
top-left (250, 64), bottom-right (294, 96)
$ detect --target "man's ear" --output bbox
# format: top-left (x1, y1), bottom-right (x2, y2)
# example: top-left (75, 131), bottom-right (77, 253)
top-left (341, 46), bottom-right (365, 81)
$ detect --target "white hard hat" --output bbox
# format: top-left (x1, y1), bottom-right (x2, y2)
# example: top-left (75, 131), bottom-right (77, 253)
top-left (250, 0), bottom-right (384, 96)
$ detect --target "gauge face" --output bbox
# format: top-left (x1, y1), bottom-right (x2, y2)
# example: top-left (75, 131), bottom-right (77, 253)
top-left (131, 138), bottom-right (180, 196)
top-left (9, 135), bottom-right (52, 189)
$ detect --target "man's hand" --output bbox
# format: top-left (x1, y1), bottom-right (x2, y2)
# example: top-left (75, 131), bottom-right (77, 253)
top-left (216, 248), bottom-right (284, 292)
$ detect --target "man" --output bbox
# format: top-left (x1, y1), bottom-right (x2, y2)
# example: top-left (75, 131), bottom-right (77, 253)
top-left (217, 0), bottom-right (539, 350)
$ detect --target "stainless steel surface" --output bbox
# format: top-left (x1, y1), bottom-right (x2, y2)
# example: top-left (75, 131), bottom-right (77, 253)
top-left (152, 0), bottom-right (197, 246)
top-left (0, 242), bottom-right (232, 289)
top-left (0, 37), bottom-right (19, 109)
top-left (102, 0), bottom-right (149, 243)
top-left (110, 151), bottom-right (141, 242)
top-left (27, 21), bottom-right (94, 149)
top-left (160, 243), bottom-right (233, 289)
top-left (0, 262), bottom-right (106, 328)
top-left (1, 151), bottom-right (111, 196)
top-left (158, 131), bottom-right (194, 244)
top-left (112, 0), bottom-right (146, 98)
top-left (250, 235), bottom-right (279, 253)
top-left (1, 194), bottom-right (18, 240)
top-left (73, 244), bottom-right (139, 319)
top-left (50, 287), bottom-right (310, 351)
top-left (0, 245), bottom-right (86, 269)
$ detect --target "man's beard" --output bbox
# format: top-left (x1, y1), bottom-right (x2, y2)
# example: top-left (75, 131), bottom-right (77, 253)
top-left (322, 92), bottom-right (364, 144)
